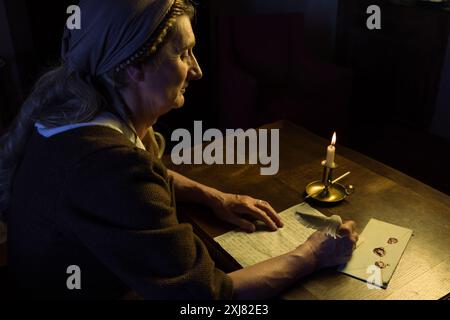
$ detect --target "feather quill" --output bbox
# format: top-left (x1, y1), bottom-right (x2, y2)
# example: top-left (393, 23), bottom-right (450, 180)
top-left (296, 211), bottom-right (342, 238)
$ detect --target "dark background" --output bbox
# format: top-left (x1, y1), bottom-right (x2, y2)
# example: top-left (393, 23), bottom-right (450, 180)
top-left (1, 0), bottom-right (450, 195)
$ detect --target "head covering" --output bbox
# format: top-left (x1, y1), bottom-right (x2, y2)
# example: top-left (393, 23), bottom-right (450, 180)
top-left (60, 0), bottom-right (177, 141)
top-left (61, 0), bottom-right (175, 76)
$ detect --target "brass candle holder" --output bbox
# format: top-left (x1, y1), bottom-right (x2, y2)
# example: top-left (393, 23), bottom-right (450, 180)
top-left (304, 160), bottom-right (352, 203)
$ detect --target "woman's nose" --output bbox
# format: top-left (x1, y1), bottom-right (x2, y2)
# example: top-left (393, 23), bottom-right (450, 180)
top-left (189, 54), bottom-right (203, 80)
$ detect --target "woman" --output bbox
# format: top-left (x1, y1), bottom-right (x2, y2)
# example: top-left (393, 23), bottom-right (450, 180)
top-left (0, 0), bottom-right (358, 299)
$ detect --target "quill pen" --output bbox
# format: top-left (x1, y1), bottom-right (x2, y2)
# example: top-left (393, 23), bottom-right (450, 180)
top-left (296, 211), bottom-right (342, 238)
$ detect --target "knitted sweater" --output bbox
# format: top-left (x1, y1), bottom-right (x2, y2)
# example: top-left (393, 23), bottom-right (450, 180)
top-left (7, 126), bottom-right (233, 299)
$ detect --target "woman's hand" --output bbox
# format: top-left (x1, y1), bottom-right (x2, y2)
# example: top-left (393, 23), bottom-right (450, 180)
top-left (209, 192), bottom-right (283, 233)
top-left (166, 170), bottom-right (282, 232)
top-left (300, 220), bottom-right (359, 269)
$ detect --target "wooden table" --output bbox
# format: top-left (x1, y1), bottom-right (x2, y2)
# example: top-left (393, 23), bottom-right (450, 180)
top-left (166, 121), bottom-right (450, 300)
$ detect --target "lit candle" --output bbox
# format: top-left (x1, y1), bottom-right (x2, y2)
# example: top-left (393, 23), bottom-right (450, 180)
top-left (326, 132), bottom-right (336, 167)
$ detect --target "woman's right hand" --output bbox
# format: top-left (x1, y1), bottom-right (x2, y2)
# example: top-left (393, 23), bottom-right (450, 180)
top-left (301, 221), bottom-right (359, 270)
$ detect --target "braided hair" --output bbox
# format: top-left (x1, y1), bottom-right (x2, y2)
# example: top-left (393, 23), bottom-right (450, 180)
top-left (112, 0), bottom-right (195, 88)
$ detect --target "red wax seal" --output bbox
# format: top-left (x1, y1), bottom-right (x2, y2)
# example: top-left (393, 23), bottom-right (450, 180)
top-left (373, 247), bottom-right (386, 257)
top-left (388, 238), bottom-right (398, 244)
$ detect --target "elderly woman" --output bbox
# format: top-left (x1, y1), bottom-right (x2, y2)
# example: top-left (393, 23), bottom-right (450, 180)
top-left (0, 0), bottom-right (358, 299)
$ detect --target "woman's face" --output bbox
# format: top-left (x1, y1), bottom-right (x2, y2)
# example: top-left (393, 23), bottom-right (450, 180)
top-left (128, 15), bottom-right (202, 128)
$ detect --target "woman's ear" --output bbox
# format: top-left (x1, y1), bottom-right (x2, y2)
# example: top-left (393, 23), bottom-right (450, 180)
top-left (125, 64), bottom-right (145, 84)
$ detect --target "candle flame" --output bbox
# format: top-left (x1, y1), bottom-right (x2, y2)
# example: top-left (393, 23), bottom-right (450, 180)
top-left (331, 132), bottom-right (337, 146)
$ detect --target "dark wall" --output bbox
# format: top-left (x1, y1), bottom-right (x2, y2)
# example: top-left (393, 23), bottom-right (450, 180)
top-left (336, 0), bottom-right (449, 132)
top-left (0, 0), bottom-right (35, 129)
top-left (431, 24), bottom-right (450, 141)
top-left (336, 0), bottom-right (450, 194)
top-left (24, 1), bottom-right (70, 68)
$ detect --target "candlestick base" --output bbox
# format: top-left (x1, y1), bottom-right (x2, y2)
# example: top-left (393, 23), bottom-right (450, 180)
top-left (305, 181), bottom-right (348, 203)
top-left (304, 159), bottom-right (351, 203)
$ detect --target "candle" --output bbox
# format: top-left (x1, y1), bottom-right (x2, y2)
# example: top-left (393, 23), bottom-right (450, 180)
top-left (326, 132), bottom-right (336, 167)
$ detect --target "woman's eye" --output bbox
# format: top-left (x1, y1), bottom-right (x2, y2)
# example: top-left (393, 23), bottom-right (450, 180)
top-left (180, 50), bottom-right (189, 59)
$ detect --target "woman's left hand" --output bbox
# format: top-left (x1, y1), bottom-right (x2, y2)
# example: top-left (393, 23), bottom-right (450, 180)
top-left (209, 192), bottom-right (283, 233)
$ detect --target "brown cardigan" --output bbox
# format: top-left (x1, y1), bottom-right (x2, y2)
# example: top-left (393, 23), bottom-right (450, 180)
top-left (7, 126), bottom-right (233, 299)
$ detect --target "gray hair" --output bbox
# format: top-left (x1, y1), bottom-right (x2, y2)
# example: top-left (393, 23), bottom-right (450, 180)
top-left (0, 66), bottom-right (103, 220)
